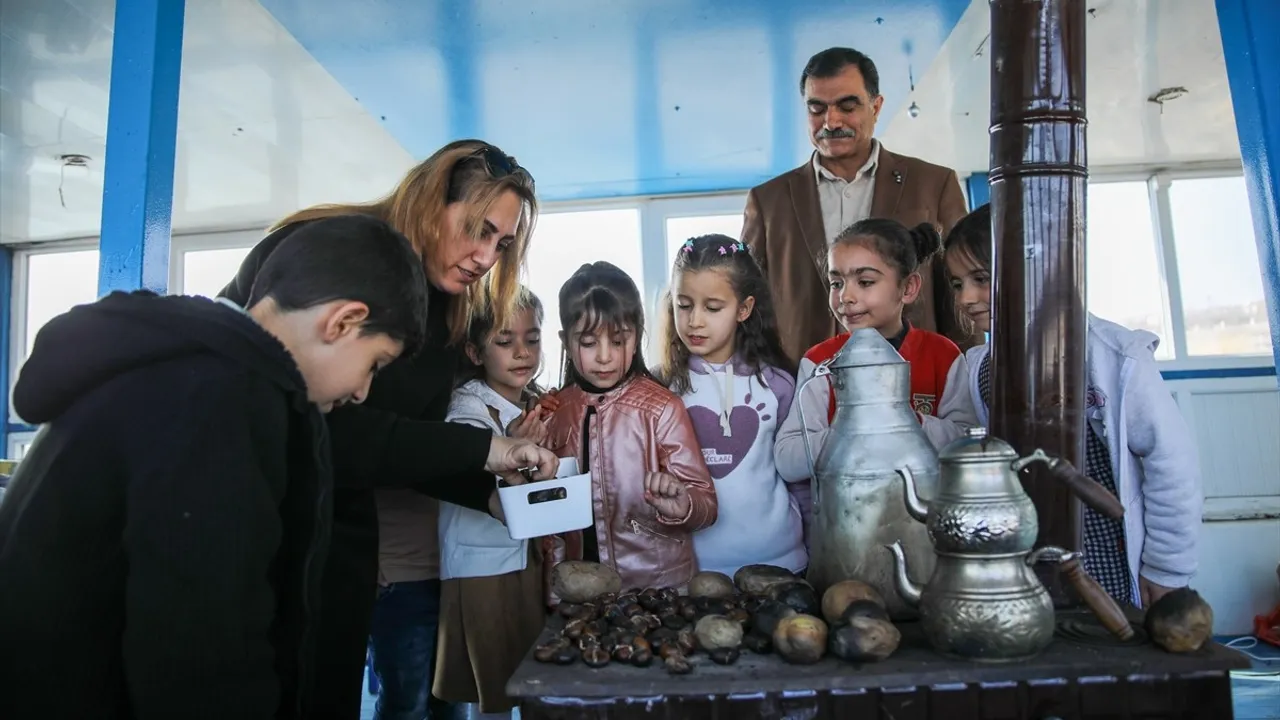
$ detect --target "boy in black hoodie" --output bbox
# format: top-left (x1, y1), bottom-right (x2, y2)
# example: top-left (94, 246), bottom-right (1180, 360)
top-left (0, 216), bottom-right (491, 719)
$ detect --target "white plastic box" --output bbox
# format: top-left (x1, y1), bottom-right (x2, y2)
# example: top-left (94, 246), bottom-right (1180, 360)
top-left (498, 457), bottom-right (594, 541)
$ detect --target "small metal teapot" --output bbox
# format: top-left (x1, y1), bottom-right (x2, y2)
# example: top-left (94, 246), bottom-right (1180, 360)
top-left (886, 428), bottom-right (1134, 662)
top-left (896, 427), bottom-right (1126, 555)
top-left (797, 328), bottom-right (940, 619)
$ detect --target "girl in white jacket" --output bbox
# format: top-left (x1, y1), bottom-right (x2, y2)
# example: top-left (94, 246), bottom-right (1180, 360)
top-left (944, 204), bottom-right (1202, 608)
top-left (434, 287), bottom-right (550, 717)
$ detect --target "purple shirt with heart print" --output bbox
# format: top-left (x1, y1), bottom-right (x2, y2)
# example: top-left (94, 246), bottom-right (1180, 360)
top-left (674, 356), bottom-right (808, 576)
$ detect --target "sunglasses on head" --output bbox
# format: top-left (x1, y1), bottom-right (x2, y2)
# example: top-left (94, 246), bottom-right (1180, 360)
top-left (477, 145), bottom-right (534, 189)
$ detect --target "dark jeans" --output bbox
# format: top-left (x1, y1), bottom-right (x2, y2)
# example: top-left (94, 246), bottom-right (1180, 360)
top-left (369, 579), bottom-right (462, 720)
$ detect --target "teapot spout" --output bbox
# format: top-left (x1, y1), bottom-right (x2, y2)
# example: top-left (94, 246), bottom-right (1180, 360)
top-left (896, 466), bottom-right (929, 523)
top-left (885, 541), bottom-right (922, 608)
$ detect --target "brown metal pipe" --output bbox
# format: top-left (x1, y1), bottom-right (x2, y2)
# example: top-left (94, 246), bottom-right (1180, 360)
top-left (988, 0), bottom-right (1088, 604)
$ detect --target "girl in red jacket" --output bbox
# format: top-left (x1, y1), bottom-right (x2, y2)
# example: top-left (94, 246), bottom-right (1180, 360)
top-left (775, 218), bottom-right (978, 483)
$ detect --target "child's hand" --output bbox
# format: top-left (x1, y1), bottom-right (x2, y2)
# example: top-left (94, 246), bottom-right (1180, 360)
top-left (533, 389), bottom-right (562, 417)
top-left (643, 472), bottom-right (691, 521)
top-left (507, 410), bottom-right (550, 445)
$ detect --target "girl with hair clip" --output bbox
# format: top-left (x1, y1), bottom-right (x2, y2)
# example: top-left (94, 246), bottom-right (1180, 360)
top-left (775, 218), bottom-right (978, 486)
top-left (655, 235), bottom-right (808, 575)
top-left (434, 286), bottom-right (551, 719)
top-left (944, 204), bottom-right (1201, 609)
top-left (537, 261), bottom-right (718, 595)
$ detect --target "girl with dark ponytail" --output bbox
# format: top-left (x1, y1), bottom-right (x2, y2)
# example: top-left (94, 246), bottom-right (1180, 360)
top-left (775, 218), bottom-right (979, 486)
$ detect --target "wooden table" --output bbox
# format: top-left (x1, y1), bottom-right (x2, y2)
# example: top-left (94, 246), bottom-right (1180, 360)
top-left (507, 611), bottom-right (1250, 719)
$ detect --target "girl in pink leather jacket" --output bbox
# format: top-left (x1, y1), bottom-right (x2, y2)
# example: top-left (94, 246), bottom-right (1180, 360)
top-left (540, 261), bottom-right (718, 595)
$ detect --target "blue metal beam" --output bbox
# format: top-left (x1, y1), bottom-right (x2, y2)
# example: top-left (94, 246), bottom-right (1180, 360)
top-left (966, 172), bottom-right (990, 211)
top-left (0, 247), bottom-right (11, 456)
top-left (97, 0), bottom-right (187, 296)
top-left (1217, 0), bottom-right (1280, 377)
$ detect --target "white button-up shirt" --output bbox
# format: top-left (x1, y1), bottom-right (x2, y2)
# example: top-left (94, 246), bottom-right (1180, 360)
top-left (813, 139), bottom-right (881, 242)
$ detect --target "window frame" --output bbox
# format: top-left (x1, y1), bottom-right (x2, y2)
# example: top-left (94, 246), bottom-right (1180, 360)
top-left (1087, 163), bottom-right (1273, 372)
top-left (167, 228), bottom-right (267, 295)
top-left (7, 238), bottom-right (99, 426)
top-left (5, 169), bottom-right (1273, 425)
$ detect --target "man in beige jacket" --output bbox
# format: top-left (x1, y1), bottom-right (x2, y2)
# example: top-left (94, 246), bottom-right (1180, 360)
top-left (742, 46), bottom-right (971, 363)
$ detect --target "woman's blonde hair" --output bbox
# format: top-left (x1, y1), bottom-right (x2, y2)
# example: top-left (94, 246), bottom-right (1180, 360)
top-left (270, 139), bottom-right (538, 345)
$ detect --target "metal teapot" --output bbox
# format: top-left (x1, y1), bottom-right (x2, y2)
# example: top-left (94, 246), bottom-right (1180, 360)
top-left (797, 328), bottom-right (940, 619)
top-left (896, 427), bottom-right (1126, 555)
top-left (886, 428), bottom-right (1134, 662)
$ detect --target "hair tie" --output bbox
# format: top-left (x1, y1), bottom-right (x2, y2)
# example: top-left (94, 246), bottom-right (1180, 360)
top-left (681, 239), bottom-right (694, 254)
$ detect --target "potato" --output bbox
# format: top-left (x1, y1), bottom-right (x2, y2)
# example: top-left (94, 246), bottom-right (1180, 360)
top-left (772, 614), bottom-right (828, 665)
top-left (770, 581), bottom-right (821, 617)
top-left (1145, 587), bottom-right (1214, 653)
top-left (839, 599), bottom-right (891, 626)
top-left (552, 561), bottom-right (622, 604)
top-left (694, 614), bottom-right (744, 652)
top-left (751, 599), bottom-right (797, 638)
top-left (828, 616), bottom-right (900, 662)
top-left (689, 571), bottom-right (736, 598)
top-left (821, 580), bottom-right (885, 624)
top-left (734, 564), bottom-right (800, 595)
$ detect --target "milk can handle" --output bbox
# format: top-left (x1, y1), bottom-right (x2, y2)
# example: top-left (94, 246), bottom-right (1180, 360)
top-left (795, 359), bottom-right (834, 486)
top-left (1010, 449), bottom-right (1125, 521)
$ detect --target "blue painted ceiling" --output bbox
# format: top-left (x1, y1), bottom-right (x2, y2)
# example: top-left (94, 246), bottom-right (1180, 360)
top-left (259, 0), bottom-right (970, 201)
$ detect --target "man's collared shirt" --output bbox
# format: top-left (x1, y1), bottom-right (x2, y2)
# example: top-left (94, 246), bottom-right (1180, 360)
top-left (812, 139), bottom-right (881, 242)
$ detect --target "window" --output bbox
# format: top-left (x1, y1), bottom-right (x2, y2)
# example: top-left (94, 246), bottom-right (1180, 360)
top-left (181, 247), bottom-right (253, 298)
top-left (523, 209), bottom-right (644, 387)
top-left (665, 214), bottom-right (745, 268)
top-left (1086, 182), bottom-right (1174, 360)
top-left (1167, 176), bottom-right (1272, 357)
top-left (22, 249), bottom-right (100, 360)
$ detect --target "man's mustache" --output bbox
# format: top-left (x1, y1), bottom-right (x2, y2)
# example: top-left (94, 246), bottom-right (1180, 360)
top-left (817, 128), bottom-right (855, 139)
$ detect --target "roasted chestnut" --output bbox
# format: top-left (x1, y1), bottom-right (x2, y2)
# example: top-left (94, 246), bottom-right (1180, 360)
top-left (534, 638), bottom-right (570, 663)
top-left (648, 628), bottom-right (677, 646)
top-left (632, 648), bottom-right (654, 667)
top-left (662, 614), bottom-right (688, 630)
top-left (623, 603), bottom-right (644, 617)
top-left (677, 628), bottom-right (698, 655)
top-left (613, 643), bottom-right (634, 662)
top-left (552, 646), bottom-right (579, 665)
top-left (598, 634), bottom-right (618, 653)
top-left (664, 653), bottom-right (692, 674)
top-left (582, 645), bottom-right (611, 668)
top-left (563, 619), bottom-right (587, 640)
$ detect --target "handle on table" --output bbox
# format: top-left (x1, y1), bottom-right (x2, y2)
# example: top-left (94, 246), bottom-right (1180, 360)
top-left (1059, 555), bottom-right (1135, 641)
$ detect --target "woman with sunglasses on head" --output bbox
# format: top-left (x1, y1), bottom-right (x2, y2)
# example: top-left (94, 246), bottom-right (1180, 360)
top-left (220, 140), bottom-right (551, 720)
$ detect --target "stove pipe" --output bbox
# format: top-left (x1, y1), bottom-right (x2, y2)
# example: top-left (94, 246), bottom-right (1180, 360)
top-left (988, 0), bottom-right (1088, 605)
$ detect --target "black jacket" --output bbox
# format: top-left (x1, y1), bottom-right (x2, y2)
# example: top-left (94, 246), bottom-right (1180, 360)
top-left (221, 223), bottom-right (498, 718)
top-left (0, 292), bottom-right (330, 720)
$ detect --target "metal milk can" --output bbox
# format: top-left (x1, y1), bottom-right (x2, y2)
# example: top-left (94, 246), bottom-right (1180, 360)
top-left (886, 427), bottom-right (1134, 662)
top-left (798, 328), bottom-right (940, 619)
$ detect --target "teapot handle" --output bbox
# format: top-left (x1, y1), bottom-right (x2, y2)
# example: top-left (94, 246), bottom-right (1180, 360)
top-left (1011, 449), bottom-right (1125, 521)
top-left (796, 359), bottom-right (834, 507)
top-left (1028, 547), bottom-right (1134, 641)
